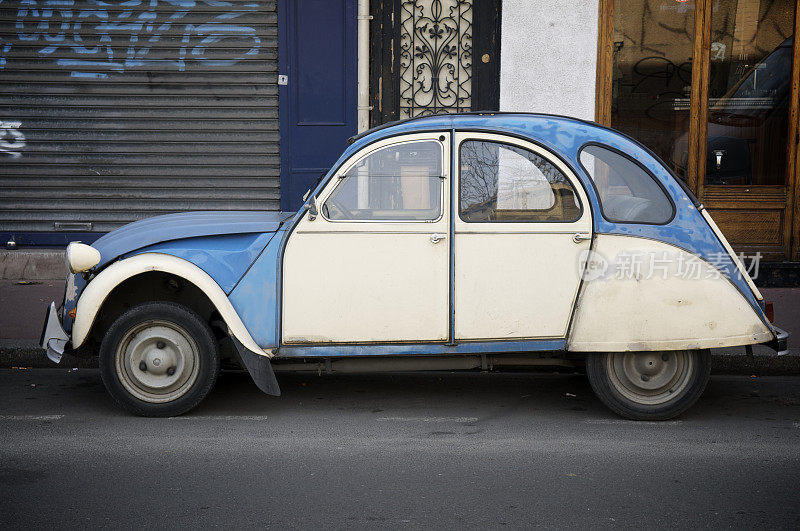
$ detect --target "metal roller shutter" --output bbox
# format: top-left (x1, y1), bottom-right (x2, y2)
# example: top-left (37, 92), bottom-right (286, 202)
top-left (0, 0), bottom-right (279, 234)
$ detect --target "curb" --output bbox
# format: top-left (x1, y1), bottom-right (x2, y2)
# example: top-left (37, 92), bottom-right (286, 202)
top-left (3, 341), bottom-right (798, 374)
top-left (0, 341), bottom-right (96, 369)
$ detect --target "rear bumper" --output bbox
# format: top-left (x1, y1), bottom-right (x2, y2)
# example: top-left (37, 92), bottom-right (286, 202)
top-left (764, 326), bottom-right (789, 356)
top-left (40, 301), bottom-right (69, 363)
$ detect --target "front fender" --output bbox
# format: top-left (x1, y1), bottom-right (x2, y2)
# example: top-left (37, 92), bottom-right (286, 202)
top-left (72, 253), bottom-right (269, 357)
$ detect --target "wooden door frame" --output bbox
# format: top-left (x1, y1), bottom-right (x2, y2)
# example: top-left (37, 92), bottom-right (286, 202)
top-left (595, 0), bottom-right (800, 261)
top-left (368, 0), bottom-right (502, 128)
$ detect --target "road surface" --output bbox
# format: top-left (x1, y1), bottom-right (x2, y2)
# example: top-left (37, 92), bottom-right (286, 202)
top-left (1, 369), bottom-right (799, 529)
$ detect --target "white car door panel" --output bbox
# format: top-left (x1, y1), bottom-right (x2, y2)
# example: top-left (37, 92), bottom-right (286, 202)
top-left (454, 133), bottom-right (592, 340)
top-left (283, 133), bottom-right (450, 344)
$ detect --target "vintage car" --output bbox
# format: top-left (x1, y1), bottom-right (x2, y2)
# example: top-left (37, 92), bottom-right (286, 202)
top-left (41, 113), bottom-right (787, 420)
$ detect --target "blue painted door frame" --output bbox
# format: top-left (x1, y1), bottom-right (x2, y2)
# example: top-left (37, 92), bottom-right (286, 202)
top-left (278, 0), bottom-right (358, 212)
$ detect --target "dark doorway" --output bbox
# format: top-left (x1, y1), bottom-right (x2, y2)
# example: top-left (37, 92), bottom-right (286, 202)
top-left (369, 0), bottom-right (502, 127)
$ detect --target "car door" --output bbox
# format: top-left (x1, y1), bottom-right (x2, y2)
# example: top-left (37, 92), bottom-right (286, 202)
top-left (282, 132), bottom-right (450, 343)
top-left (454, 132), bottom-right (592, 340)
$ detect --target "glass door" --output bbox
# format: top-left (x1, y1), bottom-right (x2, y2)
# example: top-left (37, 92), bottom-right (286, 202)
top-left (598, 0), bottom-right (800, 261)
top-left (700, 0), bottom-right (796, 260)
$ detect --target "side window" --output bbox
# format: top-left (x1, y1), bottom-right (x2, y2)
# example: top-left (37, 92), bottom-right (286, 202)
top-left (459, 140), bottom-right (581, 222)
top-left (579, 145), bottom-right (674, 224)
top-left (323, 140), bottom-right (443, 221)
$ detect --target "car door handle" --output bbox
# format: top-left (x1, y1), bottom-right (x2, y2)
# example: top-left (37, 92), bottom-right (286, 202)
top-left (572, 233), bottom-right (591, 244)
top-left (430, 233), bottom-right (446, 244)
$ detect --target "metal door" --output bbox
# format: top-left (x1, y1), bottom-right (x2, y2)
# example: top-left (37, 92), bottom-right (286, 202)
top-left (282, 132), bottom-right (450, 344)
top-left (453, 132), bottom-right (593, 340)
top-left (279, 0), bottom-right (358, 211)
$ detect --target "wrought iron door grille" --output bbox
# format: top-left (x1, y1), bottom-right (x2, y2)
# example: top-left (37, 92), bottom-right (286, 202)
top-left (399, 0), bottom-right (473, 118)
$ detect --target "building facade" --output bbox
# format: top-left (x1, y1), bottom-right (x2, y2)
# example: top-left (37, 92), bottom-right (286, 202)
top-left (1, 0), bottom-right (798, 268)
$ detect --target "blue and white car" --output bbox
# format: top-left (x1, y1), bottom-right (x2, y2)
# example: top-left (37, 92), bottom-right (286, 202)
top-left (41, 114), bottom-right (788, 419)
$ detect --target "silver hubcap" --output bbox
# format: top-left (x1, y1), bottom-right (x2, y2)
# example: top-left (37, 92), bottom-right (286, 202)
top-left (115, 320), bottom-right (200, 403)
top-left (606, 351), bottom-right (694, 405)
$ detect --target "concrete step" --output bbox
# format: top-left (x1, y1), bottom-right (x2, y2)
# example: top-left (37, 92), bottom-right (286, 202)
top-left (1, 249), bottom-right (66, 280)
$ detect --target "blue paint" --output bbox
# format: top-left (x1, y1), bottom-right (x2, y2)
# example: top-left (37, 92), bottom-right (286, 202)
top-left (228, 229), bottom-right (287, 348)
top-left (126, 232), bottom-right (274, 294)
top-left (91, 210), bottom-right (292, 269)
top-left (276, 339), bottom-right (567, 358)
top-left (70, 71), bottom-right (108, 78)
top-left (278, 0), bottom-right (358, 211)
top-left (448, 128), bottom-right (457, 344)
top-left (62, 272), bottom-right (86, 335)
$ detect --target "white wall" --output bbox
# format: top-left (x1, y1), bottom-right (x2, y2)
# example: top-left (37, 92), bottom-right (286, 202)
top-left (499, 0), bottom-right (599, 121)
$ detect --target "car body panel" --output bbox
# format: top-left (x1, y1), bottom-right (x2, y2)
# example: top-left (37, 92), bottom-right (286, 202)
top-left (126, 232), bottom-right (274, 294)
top-left (276, 338), bottom-right (568, 358)
top-left (568, 234), bottom-right (772, 352)
top-left (91, 210), bottom-right (293, 269)
top-left (228, 229), bottom-right (286, 349)
top-left (71, 253), bottom-right (267, 356)
top-left (282, 132), bottom-right (452, 344)
top-left (452, 131), bottom-right (593, 340)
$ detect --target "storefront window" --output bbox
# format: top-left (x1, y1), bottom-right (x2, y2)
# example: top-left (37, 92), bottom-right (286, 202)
top-left (610, 0), bottom-right (695, 180)
top-left (706, 0), bottom-right (794, 186)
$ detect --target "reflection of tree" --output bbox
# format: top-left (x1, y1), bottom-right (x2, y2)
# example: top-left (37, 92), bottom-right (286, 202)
top-left (460, 141), bottom-right (498, 211)
top-left (460, 141), bottom-right (569, 215)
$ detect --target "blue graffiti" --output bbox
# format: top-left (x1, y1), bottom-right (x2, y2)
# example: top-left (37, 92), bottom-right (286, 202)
top-left (0, 0), bottom-right (262, 77)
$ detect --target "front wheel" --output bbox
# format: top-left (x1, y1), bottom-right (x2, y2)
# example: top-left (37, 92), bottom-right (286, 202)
top-left (586, 350), bottom-right (710, 420)
top-left (99, 302), bottom-right (220, 416)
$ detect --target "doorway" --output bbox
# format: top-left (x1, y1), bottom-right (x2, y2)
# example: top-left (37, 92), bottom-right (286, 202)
top-left (596, 0), bottom-right (799, 261)
top-left (278, 0), bottom-right (359, 212)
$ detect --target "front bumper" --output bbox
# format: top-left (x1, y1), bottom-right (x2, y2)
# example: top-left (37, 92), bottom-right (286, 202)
top-left (40, 301), bottom-right (69, 363)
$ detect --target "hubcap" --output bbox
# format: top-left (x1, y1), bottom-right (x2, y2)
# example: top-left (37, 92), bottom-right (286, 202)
top-left (606, 351), bottom-right (694, 405)
top-left (115, 320), bottom-right (200, 404)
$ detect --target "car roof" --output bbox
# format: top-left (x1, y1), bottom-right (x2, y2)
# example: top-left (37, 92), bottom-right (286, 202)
top-left (349, 112), bottom-right (607, 145)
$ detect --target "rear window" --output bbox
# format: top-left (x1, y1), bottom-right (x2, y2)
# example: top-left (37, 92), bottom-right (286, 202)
top-left (579, 145), bottom-right (674, 224)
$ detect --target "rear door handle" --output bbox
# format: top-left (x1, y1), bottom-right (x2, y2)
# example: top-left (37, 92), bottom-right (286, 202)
top-left (430, 233), bottom-right (446, 244)
top-left (572, 233), bottom-right (591, 244)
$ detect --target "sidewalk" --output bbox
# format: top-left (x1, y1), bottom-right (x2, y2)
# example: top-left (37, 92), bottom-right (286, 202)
top-left (1, 277), bottom-right (798, 373)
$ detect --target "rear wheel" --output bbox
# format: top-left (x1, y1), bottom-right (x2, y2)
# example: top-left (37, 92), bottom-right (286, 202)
top-left (586, 350), bottom-right (710, 420)
top-left (99, 301), bottom-right (220, 416)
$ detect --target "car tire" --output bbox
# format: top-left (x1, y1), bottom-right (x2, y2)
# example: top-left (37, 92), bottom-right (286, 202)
top-left (99, 301), bottom-right (220, 417)
top-left (586, 350), bottom-right (710, 420)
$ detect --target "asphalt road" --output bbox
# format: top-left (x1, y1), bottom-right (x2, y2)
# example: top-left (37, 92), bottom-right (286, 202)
top-left (1, 369), bottom-right (799, 529)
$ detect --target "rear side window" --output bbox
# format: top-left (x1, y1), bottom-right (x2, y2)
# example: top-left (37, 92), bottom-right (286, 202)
top-left (579, 145), bottom-right (674, 224)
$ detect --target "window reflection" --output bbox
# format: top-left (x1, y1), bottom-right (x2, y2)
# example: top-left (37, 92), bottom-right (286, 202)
top-left (459, 141), bottom-right (581, 222)
top-left (705, 0), bottom-right (793, 186)
top-left (324, 141), bottom-right (443, 221)
top-left (611, 0), bottom-right (695, 181)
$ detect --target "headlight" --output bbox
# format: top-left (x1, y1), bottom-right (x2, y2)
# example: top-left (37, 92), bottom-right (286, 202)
top-left (65, 242), bottom-right (101, 274)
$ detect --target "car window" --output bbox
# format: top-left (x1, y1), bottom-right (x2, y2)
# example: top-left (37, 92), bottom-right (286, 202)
top-left (579, 145), bottom-right (674, 224)
top-left (323, 140), bottom-right (443, 221)
top-left (459, 140), bottom-right (581, 222)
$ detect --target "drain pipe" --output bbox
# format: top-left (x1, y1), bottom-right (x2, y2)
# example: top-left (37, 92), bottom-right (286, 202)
top-left (357, 0), bottom-right (371, 132)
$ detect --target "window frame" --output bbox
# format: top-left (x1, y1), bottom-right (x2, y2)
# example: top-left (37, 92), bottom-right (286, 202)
top-left (577, 141), bottom-right (677, 226)
top-left (457, 138), bottom-right (584, 224)
top-left (320, 137), bottom-right (447, 224)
